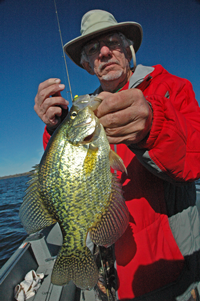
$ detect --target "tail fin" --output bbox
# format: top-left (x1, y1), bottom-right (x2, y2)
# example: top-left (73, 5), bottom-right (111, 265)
top-left (51, 245), bottom-right (98, 290)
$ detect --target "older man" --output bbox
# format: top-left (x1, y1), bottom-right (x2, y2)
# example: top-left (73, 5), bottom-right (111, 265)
top-left (34, 9), bottom-right (200, 301)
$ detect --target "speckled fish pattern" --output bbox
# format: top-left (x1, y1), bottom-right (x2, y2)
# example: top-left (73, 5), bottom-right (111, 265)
top-left (19, 95), bottom-right (129, 290)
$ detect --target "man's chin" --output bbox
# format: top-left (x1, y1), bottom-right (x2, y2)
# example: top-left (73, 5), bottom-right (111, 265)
top-left (101, 70), bottom-right (123, 81)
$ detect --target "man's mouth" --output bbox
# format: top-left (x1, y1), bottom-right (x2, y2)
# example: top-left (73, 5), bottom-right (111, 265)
top-left (102, 63), bottom-right (115, 70)
top-left (99, 60), bottom-right (119, 72)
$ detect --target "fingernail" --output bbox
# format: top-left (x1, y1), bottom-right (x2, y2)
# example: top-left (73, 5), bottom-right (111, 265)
top-left (55, 79), bottom-right (61, 83)
top-left (59, 84), bottom-right (65, 89)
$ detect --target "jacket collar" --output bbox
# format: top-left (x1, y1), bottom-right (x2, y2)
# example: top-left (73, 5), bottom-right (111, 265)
top-left (129, 64), bottom-right (154, 88)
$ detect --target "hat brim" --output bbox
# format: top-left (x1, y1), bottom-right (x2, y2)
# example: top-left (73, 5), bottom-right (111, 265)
top-left (63, 22), bottom-right (143, 68)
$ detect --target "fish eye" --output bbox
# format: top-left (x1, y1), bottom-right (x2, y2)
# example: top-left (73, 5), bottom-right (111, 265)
top-left (70, 111), bottom-right (77, 119)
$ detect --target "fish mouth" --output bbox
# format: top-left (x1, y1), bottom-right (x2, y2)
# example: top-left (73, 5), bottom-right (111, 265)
top-left (83, 133), bottom-right (94, 143)
top-left (81, 122), bottom-right (101, 145)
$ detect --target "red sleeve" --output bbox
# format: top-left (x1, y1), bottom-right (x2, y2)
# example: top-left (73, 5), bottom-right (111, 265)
top-left (140, 75), bottom-right (200, 182)
top-left (43, 126), bottom-right (51, 150)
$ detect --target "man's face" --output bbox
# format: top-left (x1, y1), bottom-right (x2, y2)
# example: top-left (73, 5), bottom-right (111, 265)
top-left (83, 33), bottom-right (132, 91)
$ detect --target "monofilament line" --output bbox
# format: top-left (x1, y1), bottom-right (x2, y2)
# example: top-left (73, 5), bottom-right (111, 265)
top-left (53, 0), bottom-right (73, 102)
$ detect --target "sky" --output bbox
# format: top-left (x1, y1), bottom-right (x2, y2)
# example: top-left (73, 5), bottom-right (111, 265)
top-left (0, 0), bottom-right (200, 177)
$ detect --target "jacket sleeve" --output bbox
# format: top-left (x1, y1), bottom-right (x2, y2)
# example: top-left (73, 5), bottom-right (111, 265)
top-left (133, 75), bottom-right (200, 182)
top-left (42, 107), bottom-right (69, 150)
top-left (43, 126), bottom-right (51, 150)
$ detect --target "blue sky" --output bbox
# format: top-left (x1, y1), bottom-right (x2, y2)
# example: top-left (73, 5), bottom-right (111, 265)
top-left (0, 0), bottom-right (200, 177)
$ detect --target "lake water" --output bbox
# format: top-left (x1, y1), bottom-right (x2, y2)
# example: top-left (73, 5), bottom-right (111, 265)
top-left (0, 176), bottom-right (28, 268)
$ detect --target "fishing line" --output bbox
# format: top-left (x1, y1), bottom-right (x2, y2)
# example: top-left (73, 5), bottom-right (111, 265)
top-left (53, 0), bottom-right (73, 102)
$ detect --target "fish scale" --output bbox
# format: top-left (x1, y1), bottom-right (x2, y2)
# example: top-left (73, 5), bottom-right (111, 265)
top-left (19, 94), bottom-right (129, 290)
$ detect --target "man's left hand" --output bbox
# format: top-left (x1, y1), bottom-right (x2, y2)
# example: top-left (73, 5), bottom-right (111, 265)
top-left (96, 89), bottom-right (153, 145)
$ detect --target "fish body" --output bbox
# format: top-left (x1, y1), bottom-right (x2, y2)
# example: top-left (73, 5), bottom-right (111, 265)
top-left (19, 95), bottom-right (129, 289)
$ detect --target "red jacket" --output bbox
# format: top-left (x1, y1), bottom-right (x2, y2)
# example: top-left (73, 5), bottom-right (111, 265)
top-left (43, 65), bottom-right (200, 300)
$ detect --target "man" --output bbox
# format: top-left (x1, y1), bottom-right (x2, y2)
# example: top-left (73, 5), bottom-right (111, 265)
top-left (34, 9), bottom-right (200, 301)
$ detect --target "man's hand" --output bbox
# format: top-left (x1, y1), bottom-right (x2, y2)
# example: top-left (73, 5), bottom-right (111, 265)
top-left (96, 89), bottom-right (153, 145)
top-left (34, 78), bottom-right (69, 130)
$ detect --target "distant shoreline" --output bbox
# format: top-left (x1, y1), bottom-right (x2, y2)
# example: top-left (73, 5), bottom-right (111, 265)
top-left (0, 172), bottom-right (32, 180)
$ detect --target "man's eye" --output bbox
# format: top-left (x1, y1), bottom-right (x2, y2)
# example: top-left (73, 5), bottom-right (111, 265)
top-left (107, 40), bottom-right (120, 47)
top-left (87, 43), bottom-right (99, 55)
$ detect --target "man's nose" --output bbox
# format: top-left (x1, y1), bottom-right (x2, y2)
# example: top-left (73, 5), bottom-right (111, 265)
top-left (99, 42), bottom-right (112, 57)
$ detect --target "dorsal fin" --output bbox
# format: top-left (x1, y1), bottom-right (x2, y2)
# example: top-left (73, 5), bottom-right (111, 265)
top-left (19, 165), bottom-right (56, 234)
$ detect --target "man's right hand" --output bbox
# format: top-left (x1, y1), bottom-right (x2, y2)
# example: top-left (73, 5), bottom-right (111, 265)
top-left (34, 78), bottom-right (69, 131)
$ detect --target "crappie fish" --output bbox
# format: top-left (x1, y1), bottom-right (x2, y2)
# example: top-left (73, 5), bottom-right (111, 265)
top-left (19, 94), bottom-right (129, 290)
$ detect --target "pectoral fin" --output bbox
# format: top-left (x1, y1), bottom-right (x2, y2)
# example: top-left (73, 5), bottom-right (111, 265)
top-left (109, 149), bottom-right (127, 174)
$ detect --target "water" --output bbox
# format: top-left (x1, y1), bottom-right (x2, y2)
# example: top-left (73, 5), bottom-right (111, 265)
top-left (0, 176), bottom-right (28, 268)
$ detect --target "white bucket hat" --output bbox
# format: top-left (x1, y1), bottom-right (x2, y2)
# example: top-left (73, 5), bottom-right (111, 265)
top-left (64, 9), bottom-right (143, 68)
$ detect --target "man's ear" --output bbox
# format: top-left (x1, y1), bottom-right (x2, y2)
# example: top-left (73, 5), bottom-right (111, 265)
top-left (82, 61), bottom-right (95, 75)
top-left (125, 46), bottom-right (132, 63)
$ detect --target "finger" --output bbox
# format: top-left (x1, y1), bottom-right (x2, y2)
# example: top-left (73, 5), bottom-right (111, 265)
top-left (44, 106), bottom-right (63, 127)
top-left (105, 124), bottom-right (146, 145)
top-left (96, 91), bottom-right (136, 118)
top-left (36, 83), bottom-right (65, 107)
top-left (99, 107), bottom-right (134, 128)
top-left (37, 78), bottom-right (61, 94)
top-left (106, 134), bottom-right (134, 145)
top-left (104, 108), bottom-right (152, 145)
top-left (34, 95), bottom-right (69, 127)
top-left (96, 94), bottom-right (125, 118)
top-left (96, 89), bottom-right (145, 118)
top-left (39, 96), bottom-right (69, 115)
top-left (104, 120), bottom-right (142, 137)
top-left (35, 77), bottom-right (65, 106)
top-left (99, 97), bottom-right (150, 128)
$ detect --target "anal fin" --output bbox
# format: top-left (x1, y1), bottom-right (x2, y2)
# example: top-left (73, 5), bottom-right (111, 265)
top-left (89, 175), bottom-right (129, 247)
